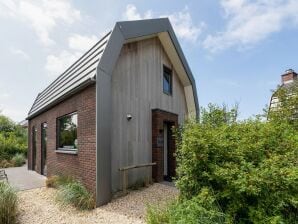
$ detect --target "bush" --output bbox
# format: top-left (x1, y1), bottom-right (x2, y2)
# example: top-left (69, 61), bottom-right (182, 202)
top-left (267, 80), bottom-right (298, 129)
top-left (0, 134), bottom-right (27, 161)
top-left (46, 175), bottom-right (74, 188)
top-left (175, 104), bottom-right (298, 223)
top-left (0, 114), bottom-right (27, 162)
top-left (47, 175), bottom-right (95, 210)
top-left (11, 153), bottom-right (26, 167)
top-left (46, 176), bottom-right (60, 188)
top-left (146, 188), bottom-right (226, 224)
top-left (0, 159), bottom-right (14, 168)
top-left (56, 181), bottom-right (95, 210)
top-left (0, 182), bottom-right (18, 224)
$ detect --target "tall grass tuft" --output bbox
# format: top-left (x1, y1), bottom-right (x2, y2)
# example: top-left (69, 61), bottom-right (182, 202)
top-left (0, 182), bottom-right (18, 224)
top-left (56, 181), bottom-right (95, 210)
top-left (146, 188), bottom-right (226, 224)
top-left (46, 175), bottom-right (74, 188)
top-left (11, 153), bottom-right (26, 167)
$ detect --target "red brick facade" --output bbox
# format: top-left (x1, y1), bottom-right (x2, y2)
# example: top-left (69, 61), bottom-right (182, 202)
top-left (152, 109), bottom-right (178, 182)
top-left (28, 84), bottom-right (96, 195)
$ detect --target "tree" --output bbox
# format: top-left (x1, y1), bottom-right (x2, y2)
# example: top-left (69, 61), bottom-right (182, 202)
top-left (0, 113), bottom-right (27, 162)
top-left (268, 81), bottom-right (298, 129)
top-left (175, 104), bottom-right (298, 223)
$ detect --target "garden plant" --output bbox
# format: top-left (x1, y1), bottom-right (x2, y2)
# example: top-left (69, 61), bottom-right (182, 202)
top-left (147, 83), bottom-right (298, 224)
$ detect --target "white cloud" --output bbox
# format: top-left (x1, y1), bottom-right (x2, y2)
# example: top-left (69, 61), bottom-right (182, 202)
top-left (0, 107), bottom-right (25, 121)
top-left (123, 4), bottom-right (152, 20)
top-left (164, 7), bottom-right (205, 43)
top-left (203, 0), bottom-right (298, 53)
top-left (0, 0), bottom-right (81, 46)
top-left (68, 34), bottom-right (98, 52)
top-left (45, 33), bottom-right (104, 77)
top-left (123, 4), bottom-right (203, 43)
top-left (45, 50), bottom-right (81, 76)
top-left (10, 47), bottom-right (30, 60)
top-left (0, 93), bottom-right (10, 100)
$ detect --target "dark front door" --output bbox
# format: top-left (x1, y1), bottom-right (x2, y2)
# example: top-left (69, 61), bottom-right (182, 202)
top-left (41, 123), bottom-right (47, 176)
top-left (163, 122), bottom-right (175, 181)
top-left (32, 127), bottom-right (37, 171)
top-left (152, 109), bottom-right (178, 182)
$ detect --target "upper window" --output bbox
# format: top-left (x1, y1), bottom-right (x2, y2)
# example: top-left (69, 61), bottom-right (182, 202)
top-left (163, 66), bottom-right (172, 95)
top-left (57, 113), bottom-right (78, 150)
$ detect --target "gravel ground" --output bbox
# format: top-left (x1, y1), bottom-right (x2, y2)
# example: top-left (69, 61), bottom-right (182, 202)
top-left (18, 183), bottom-right (178, 224)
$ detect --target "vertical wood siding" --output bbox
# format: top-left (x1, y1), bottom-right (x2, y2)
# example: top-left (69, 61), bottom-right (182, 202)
top-left (111, 37), bottom-right (188, 191)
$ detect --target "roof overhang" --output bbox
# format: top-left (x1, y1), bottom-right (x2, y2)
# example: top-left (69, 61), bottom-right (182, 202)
top-left (115, 18), bottom-right (199, 117)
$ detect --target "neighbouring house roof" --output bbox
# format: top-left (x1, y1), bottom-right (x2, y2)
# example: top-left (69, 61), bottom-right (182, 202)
top-left (18, 120), bottom-right (28, 128)
top-left (269, 71), bottom-right (298, 110)
top-left (282, 78), bottom-right (298, 90)
top-left (27, 18), bottom-right (199, 119)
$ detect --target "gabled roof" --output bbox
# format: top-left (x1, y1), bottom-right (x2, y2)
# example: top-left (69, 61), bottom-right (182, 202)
top-left (28, 18), bottom-right (199, 119)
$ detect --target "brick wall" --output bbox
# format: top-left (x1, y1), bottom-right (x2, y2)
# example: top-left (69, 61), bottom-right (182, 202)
top-left (28, 84), bottom-right (96, 195)
top-left (282, 70), bottom-right (297, 84)
top-left (152, 109), bottom-right (178, 182)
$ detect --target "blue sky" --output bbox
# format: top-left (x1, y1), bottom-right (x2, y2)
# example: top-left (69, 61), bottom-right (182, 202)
top-left (0, 0), bottom-right (297, 121)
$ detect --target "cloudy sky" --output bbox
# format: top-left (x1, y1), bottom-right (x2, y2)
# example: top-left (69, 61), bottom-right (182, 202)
top-left (0, 0), bottom-right (297, 122)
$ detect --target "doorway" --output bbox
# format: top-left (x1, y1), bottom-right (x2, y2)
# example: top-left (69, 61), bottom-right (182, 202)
top-left (163, 123), bottom-right (174, 181)
top-left (163, 123), bottom-right (168, 178)
top-left (152, 109), bottom-right (178, 182)
top-left (32, 127), bottom-right (37, 171)
top-left (41, 123), bottom-right (47, 176)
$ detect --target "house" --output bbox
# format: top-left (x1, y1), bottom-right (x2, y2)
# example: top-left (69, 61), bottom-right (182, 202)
top-left (269, 69), bottom-right (297, 111)
top-left (27, 18), bottom-right (199, 206)
top-left (18, 120), bottom-right (28, 129)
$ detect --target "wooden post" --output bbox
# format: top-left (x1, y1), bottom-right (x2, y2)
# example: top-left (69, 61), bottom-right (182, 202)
top-left (119, 162), bottom-right (156, 194)
top-left (145, 167), bottom-right (149, 187)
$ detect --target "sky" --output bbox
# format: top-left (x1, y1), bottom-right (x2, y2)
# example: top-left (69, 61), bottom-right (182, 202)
top-left (0, 0), bottom-right (298, 122)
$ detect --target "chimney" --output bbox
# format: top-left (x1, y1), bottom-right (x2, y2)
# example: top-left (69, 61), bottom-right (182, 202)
top-left (281, 69), bottom-right (297, 85)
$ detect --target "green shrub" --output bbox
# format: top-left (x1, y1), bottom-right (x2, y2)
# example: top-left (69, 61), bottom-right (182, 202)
top-left (11, 153), bottom-right (26, 167)
top-left (56, 181), bottom-right (95, 210)
top-left (0, 114), bottom-right (27, 162)
top-left (0, 182), bottom-right (18, 224)
top-left (48, 175), bottom-right (95, 210)
top-left (146, 188), bottom-right (226, 224)
top-left (175, 104), bottom-right (298, 223)
top-left (267, 80), bottom-right (298, 129)
top-left (146, 204), bottom-right (170, 224)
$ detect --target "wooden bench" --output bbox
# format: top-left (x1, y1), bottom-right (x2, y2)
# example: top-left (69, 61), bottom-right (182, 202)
top-left (0, 170), bottom-right (8, 182)
top-left (119, 162), bottom-right (156, 195)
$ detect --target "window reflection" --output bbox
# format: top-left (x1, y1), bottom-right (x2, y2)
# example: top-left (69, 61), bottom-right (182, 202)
top-left (57, 113), bottom-right (78, 150)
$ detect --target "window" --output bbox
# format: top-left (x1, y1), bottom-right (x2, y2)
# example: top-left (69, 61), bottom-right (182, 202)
top-left (57, 113), bottom-right (78, 151)
top-left (163, 66), bottom-right (172, 95)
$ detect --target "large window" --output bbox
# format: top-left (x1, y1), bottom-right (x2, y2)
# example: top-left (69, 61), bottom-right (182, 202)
top-left (57, 113), bottom-right (78, 151)
top-left (163, 66), bottom-right (172, 95)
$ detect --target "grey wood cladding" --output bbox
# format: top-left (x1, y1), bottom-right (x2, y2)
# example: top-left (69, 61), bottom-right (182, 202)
top-left (110, 37), bottom-right (188, 191)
